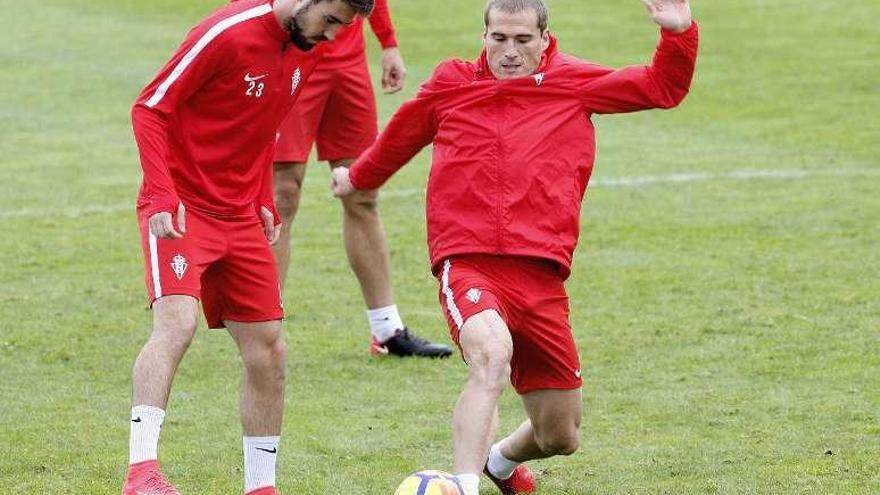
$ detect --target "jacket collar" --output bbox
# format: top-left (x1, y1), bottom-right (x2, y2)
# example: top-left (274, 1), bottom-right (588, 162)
top-left (262, 0), bottom-right (291, 43)
top-left (475, 33), bottom-right (558, 80)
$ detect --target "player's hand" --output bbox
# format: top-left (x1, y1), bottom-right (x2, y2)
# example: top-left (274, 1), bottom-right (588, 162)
top-left (330, 167), bottom-right (356, 197)
top-left (149, 203), bottom-right (186, 239)
top-left (260, 206), bottom-right (281, 245)
top-left (640, 0), bottom-right (692, 33)
top-left (380, 47), bottom-right (407, 94)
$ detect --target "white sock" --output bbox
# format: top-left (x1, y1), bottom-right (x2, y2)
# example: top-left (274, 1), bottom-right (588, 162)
top-left (367, 304), bottom-right (404, 342)
top-left (244, 436), bottom-right (279, 492)
top-left (487, 441), bottom-right (520, 480)
top-left (456, 473), bottom-right (480, 495)
top-left (129, 405), bottom-right (165, 464)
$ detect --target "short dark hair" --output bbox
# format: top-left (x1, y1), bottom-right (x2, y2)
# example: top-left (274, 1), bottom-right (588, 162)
top-left (340, 0), bottom-right (375, 16)
top-left (483, 0), bottom-right (549, 32)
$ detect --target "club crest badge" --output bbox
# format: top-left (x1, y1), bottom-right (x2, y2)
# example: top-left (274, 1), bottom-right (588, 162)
top-left (465, 288), bottom-right (482, 304)
top-left (171, 254), bottom-right (188, 280)
top-left (291, 68), bottom-right (302, 95)
top-left (532, 72), bottom-right (545, 87)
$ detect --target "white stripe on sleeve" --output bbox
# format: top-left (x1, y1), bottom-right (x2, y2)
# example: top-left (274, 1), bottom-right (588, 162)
top-left (145, 3), bottom-right (272, 108)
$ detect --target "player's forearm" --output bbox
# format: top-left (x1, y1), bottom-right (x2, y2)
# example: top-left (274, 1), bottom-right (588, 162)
top-left (368, 0), bottom-right (398, 48)
top-left (349, 152), bottom-right (401, 190)
top-left (256, 155), bottom-right (280, 225)
top-left (132, 105), bottom-right (180, 215)
top-left (645, 21), bottom-right (699, 109)
top-left (350, 99), bottom-right (435, 189)
top-left (582, 20), bottom-right (698, 114)
top-left (349, 138), bottom-right (425, 190)
top-left (349, 134), bottom-right (430, 190)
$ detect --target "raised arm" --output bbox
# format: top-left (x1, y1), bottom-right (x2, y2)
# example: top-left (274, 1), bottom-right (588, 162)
top-left (580, 0), bottom-right (698, 114)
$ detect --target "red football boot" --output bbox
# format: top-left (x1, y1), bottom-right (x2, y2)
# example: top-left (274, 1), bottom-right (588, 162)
top-left (246, 487), bottom-right (278, 495)
top-left (483, 464), bottom-right (536, 494)
top-left (121, 460), bottom-right (180, 495)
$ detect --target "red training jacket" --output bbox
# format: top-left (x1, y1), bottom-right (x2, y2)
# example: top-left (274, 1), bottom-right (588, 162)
top-left (320, 0), bottom-right (398, 69)
top-left (132, 0), bottom-right (325, 223)
top-left (350, 23), bottom-right (699, 278)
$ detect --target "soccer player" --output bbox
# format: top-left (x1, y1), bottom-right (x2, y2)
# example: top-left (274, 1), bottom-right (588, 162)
top-left (125, 0), bottom-right (373, 494)
top-left (331, 0), bottom-right (699, 493)
top-left (271, 0), bottom-right (452, 358)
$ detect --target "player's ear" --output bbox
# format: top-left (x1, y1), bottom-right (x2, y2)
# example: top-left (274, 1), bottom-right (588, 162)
top-left (541, 29), bottom-right (550, 51)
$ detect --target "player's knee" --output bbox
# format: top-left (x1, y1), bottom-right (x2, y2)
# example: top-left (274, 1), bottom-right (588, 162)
top-left (536, 427), bottom-right (580, 456)
top-left (467, 350), bottom-right (511, 393)
top-left (266, 338), bottom-right (287, 382)
top-left (341, 190), bottom-right (379, 217)
top-left (276, 195), bottom-right (299, 220)
top-left (274, 182), bottom-right (302, 219)
top-left (243, 336), bottom-right (287, 381)
top-left (151, 320), bottom-right (197, 358)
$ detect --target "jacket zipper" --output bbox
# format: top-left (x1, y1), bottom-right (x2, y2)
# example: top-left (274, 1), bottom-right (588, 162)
top-left (495, 86), bottom-right (505, 254)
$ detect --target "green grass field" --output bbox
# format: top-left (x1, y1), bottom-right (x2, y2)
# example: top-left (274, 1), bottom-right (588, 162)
top-left (1, 0), bottom-right (878, 492)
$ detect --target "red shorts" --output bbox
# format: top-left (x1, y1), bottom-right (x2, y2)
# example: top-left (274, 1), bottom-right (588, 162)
top-left (138, 208), bottom-right (284, 329)
top-left (437, 255), bottom-right (583, 394)
top-left (274, 60), bottom-right (378, 163)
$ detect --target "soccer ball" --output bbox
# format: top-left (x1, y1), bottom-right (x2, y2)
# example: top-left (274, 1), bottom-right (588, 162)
top-left (394, 470), bottom-right (463, 495)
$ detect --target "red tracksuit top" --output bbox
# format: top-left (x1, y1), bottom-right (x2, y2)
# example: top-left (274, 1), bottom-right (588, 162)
top-left (349, 23), bottom-right (699, 278)
top-left (132, 0), bottom-right (325, 223)
top-left (320, 0), bottom-right (398, 69)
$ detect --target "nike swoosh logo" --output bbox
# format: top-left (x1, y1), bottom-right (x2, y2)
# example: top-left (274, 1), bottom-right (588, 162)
top-left (244, 72), bottom-right (268, 82)
top-left (256, 447), bottom-right (277, 454)
top-left (131, 417), bottom-right (142, 423)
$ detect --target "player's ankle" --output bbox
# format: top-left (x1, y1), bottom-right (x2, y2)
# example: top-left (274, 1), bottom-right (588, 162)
top-left (456, 473), bottom-right (480, 495)
top-left (367, 304), bottom-right (404, 342)
top-left (487, 440), bottom-right (520, 480)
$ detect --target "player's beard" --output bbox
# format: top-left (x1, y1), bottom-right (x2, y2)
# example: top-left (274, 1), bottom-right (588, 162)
top-left (284, 2), bottom-right (325, 51)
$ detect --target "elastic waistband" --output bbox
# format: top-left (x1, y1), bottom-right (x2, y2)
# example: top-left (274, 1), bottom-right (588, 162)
top-left (440, 254), bottom-right (562, 276)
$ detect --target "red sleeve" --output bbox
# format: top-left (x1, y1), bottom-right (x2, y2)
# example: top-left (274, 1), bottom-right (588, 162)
top-left (367, 0), bottom-right (398, 49)
top-left (580, 21), bottom-right (699, 114)
top-left (131, 27), bottom-right (231, 218)
top-left (256, 144), bottom-right (280, 225)
top-left (349, 70), bottom-right (441, 190)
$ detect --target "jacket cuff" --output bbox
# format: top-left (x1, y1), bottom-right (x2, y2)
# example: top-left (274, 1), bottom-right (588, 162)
top-left (259, 202), bottom-right (281, 225)
top-left (661, 20), bottom-right (697, 37)
top-left (145, 195), bottom-right (180, 219)
top-left (349, 163), bottom-right (369, 190)
top-left (379, 34), bottom-right (399, 49)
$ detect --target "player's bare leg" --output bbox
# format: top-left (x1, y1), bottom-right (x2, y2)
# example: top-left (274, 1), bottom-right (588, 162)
top-left (132, 295), bottom-right (199, 408)
top-left (124, 295), bottom-right (199, 495)
top-left (482, 389), bottom-right (581, 494)
top-left (499, 389), bottom-right (582, 461)
top-left (330, 158), bottom-right (452, 358)
top-left (271, 161), bottom-right (308, 288)
top-left (452, 310), bottom-right (513, 494)
top-left (227, 319), bottom-right (287, 495)
top-left (330, 158), bottom-right (393, 307)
